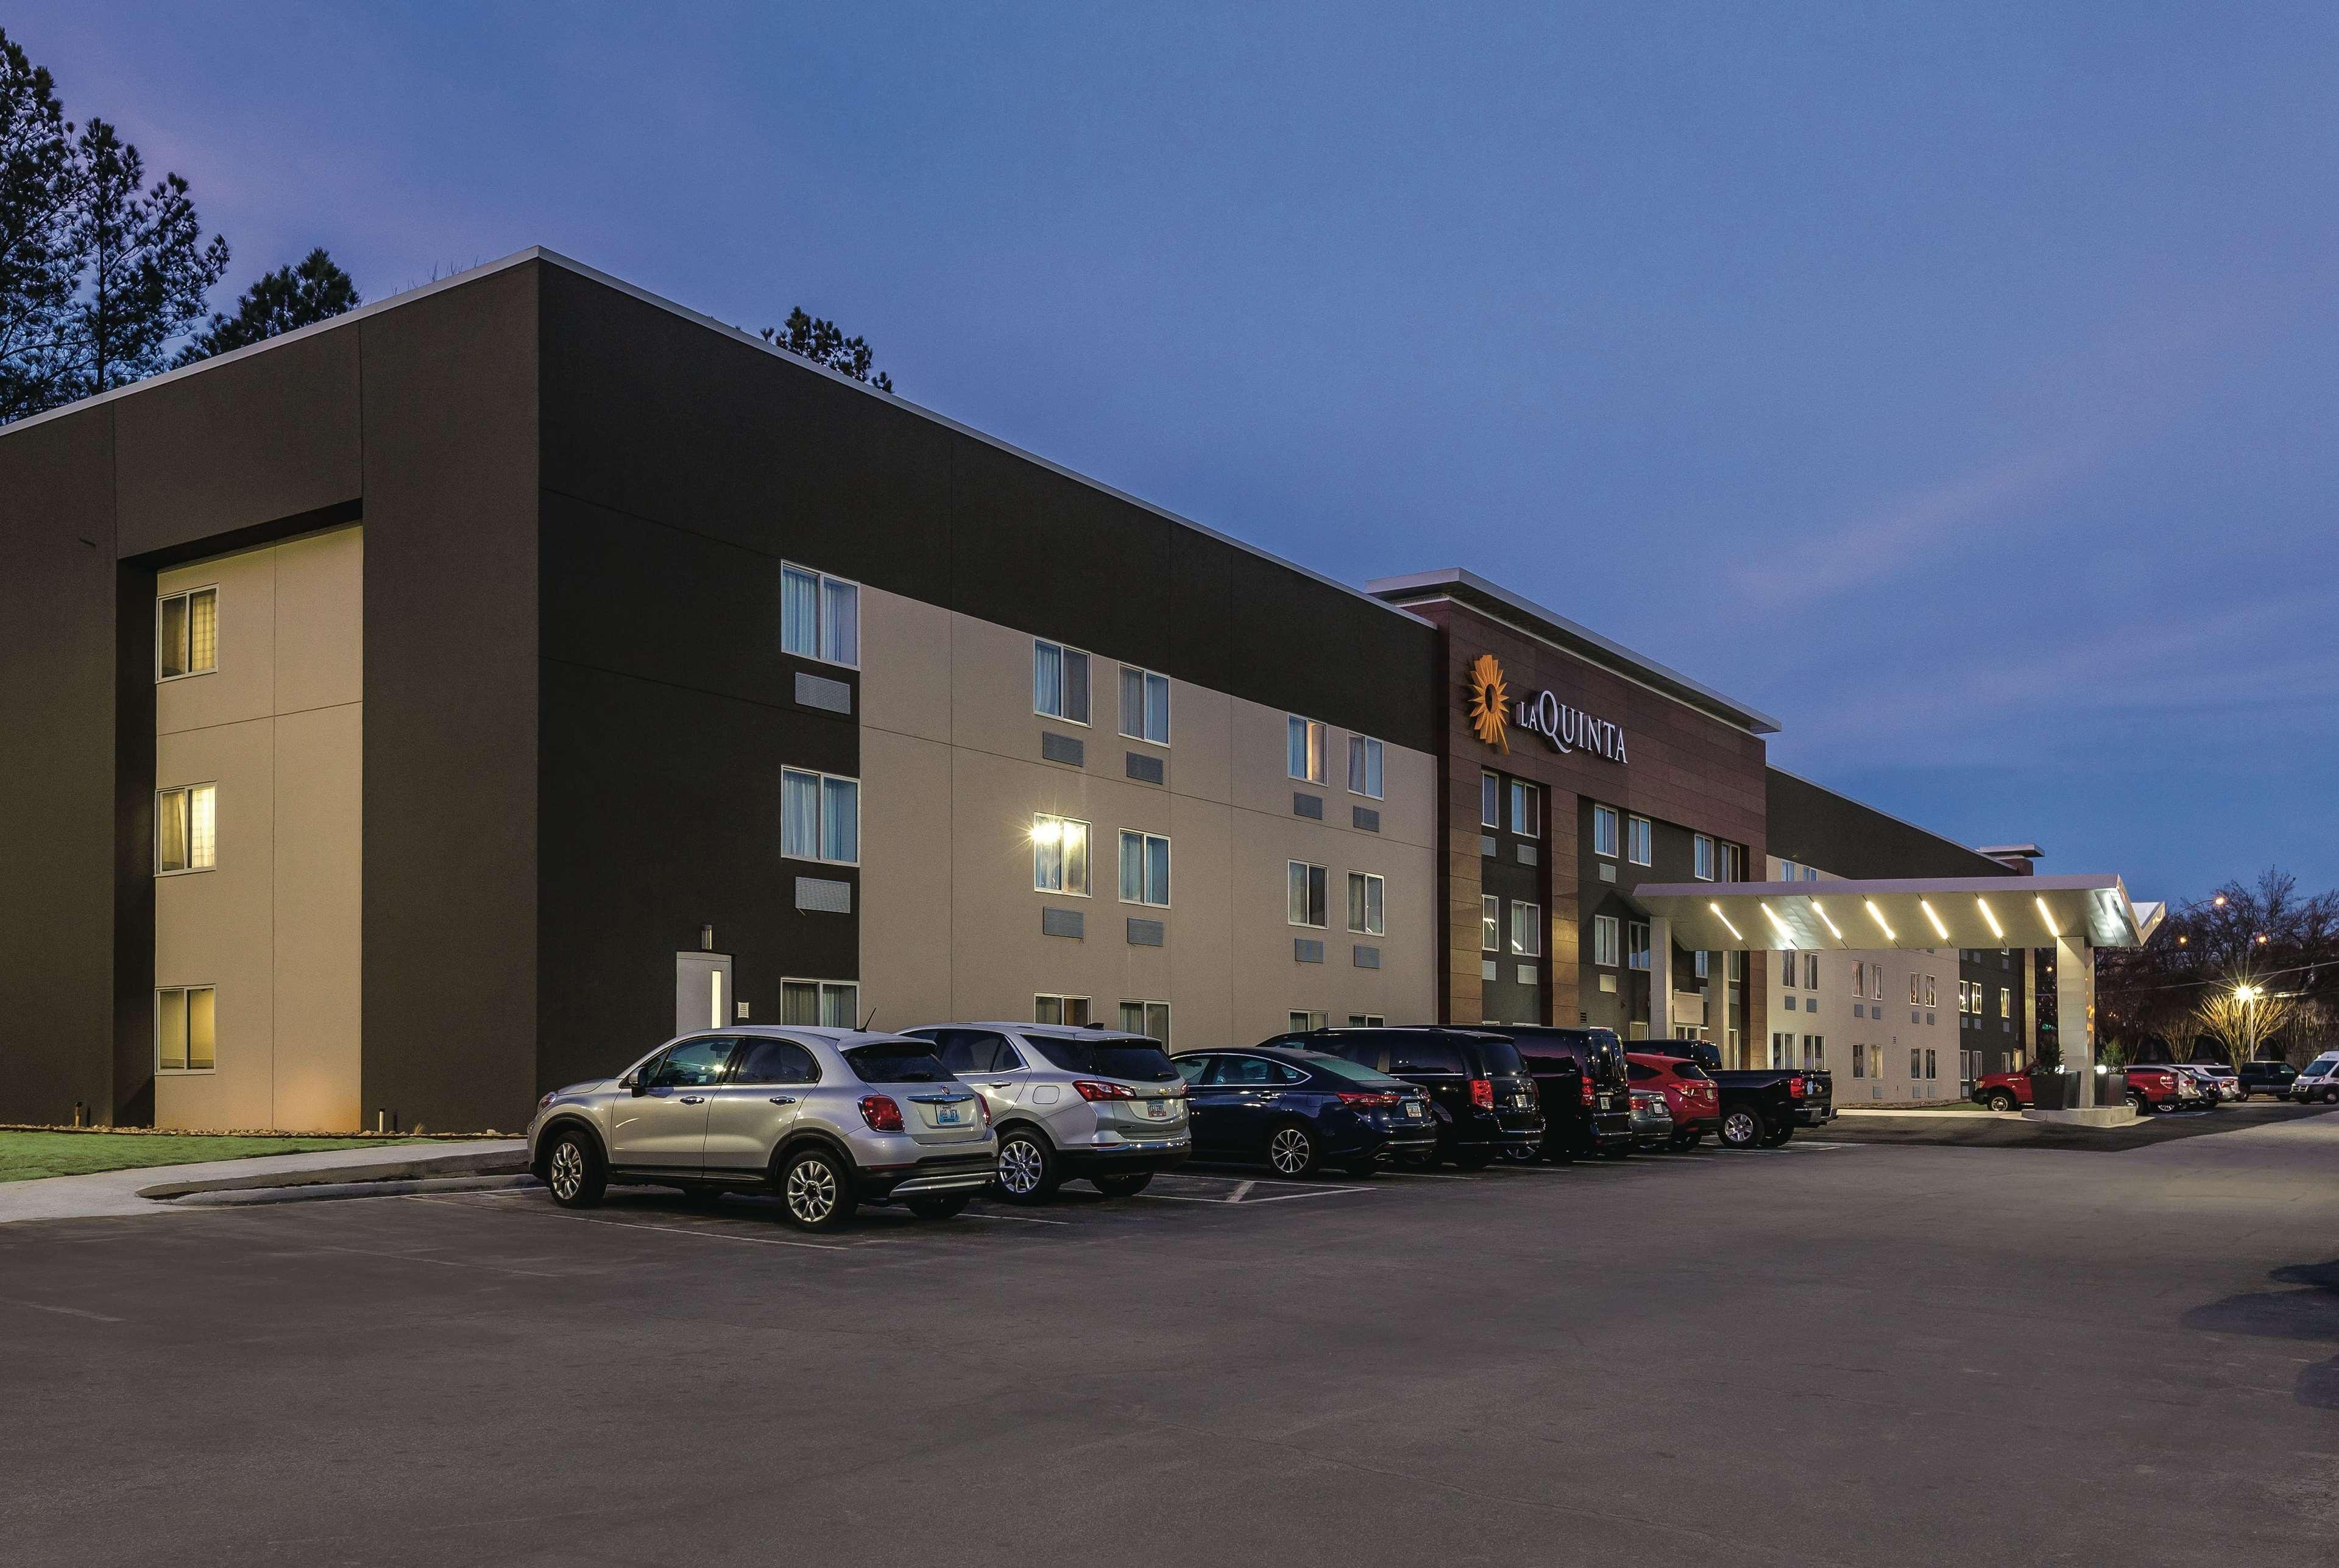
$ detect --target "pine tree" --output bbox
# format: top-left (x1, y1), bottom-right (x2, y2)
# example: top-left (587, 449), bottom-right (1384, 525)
top-left (64, 118), bottom-right (228, 396)
top-left (760, 306), bottom-right (893, 392)
top-left (176, 247), bottom-right (360, 365)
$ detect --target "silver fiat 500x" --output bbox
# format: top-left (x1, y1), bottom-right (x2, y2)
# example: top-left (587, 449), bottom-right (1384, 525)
top-left (899, 1024), bottom-right (1189, 1202)
top-left (527, 1028), bottom-right (996, 1232)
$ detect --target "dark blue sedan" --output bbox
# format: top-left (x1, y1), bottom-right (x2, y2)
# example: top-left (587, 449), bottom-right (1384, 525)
top-left (1171, 1047), bottom-right (1436, 1178)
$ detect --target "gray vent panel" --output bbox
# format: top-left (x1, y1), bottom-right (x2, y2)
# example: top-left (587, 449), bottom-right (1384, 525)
top-left (1293, 938), bottom-right (1325, 964)
top-left (1353, 944), bottom-right (1381, 969)
top-left (1125, 752), bottom-right (1165, 785)
top-left (1040, 732), bottom-right (1085, 768)
top-left (1041, 907), bottom-right (1086, 939)
top-left (1352, 807), bottom-right (1380, 833)
top-left (794, 876), bottom-right (853, 914)
top-left (793, 672), bottom-right (853, 715)
top-left (1127, 918), bottom-right (1165, 947)
top-left (1292, 792), bottom-right (1324, 820)
top-left (1516, 844), bottom-right (1538, 865)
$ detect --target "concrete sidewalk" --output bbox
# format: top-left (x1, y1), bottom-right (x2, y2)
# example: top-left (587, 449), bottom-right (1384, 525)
top-left (0, 1140), bottom-right (528, 1225)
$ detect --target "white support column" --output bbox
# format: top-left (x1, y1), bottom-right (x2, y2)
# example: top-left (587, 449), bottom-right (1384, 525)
top-left (1651, 916), bottom-right (1674, 1041)
top-left (2056, 933), bottom-right (2097, 1106)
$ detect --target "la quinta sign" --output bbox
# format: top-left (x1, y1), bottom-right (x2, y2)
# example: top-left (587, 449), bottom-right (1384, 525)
top-left (1464, 655), bottom-right (1627, 763)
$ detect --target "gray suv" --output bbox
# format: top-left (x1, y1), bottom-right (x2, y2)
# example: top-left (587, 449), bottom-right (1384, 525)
top-left (527, 1028), bottom-right (996, 1231)
top-left (901, 1024), bottom-right (1189, 1202)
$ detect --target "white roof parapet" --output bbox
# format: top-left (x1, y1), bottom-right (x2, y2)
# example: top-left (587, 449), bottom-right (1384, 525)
top-left (1629, 874), bottom-right (2157, 951)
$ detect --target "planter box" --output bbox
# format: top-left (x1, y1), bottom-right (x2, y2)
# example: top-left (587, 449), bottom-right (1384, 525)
top-left (2027, 1070), bottom-right (2081, 1110)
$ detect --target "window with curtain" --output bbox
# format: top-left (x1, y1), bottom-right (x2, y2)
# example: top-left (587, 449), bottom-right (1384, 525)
top-left (1288, 1010), bottom-right (1327, 1032)
top-left (1346, 735), bottom-right (1384, 799)
top-left (781, 564), bottom-right (859, 666)
top-left (1032, 815), bottom-right (1091, 895)
top-left (1287, 716), bottom-right (1326, 783)
top-left (155, 985), bottom-right (216, 1072)
top-left (1627, 815), bottom-right (1652, 865)
top-left (1694, 834), bottom-right (1714, 880)
top-left (1592, 914), bottom-right (1619, 967)
top-left (1510, 780), bottom-right (1541, 838)
top-left (1035, 994), bottom-right (1091, 1026)
top-left (1592, 804), bottom-right (1618, 857)
top-left (1119, 830), bottom-right (1170, 906)
top-left (1346, 872), bottom-right (1384, 936)
top-left (782, 979), bottom-right (859, 1028)
top-left (1512, 901), bottom-right (1545, 957)
top-left (1481, 895), bottom-right (1499, 952)
top-left (1804, 952), bottom-right (1818, 989)
top-left (1287, 861), bottom-right (1327, 927)
top-left (157, 587), bottom-right (219, 680)
top-left (1035, 640), bottom-right (1091, 723)
top-left (782, 769), bottom-right (858, 864)
top-left (1119, 665), bottom-right (1170, 745)
top-left (1119, 1000), bottom-right (1170, 1044)
top-left (155, 784), bottom-right (217, 874)
top-left (1627, 920), bottom-right (1650, 970)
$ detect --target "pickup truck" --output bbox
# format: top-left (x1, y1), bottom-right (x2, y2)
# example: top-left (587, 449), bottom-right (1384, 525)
top-left (1973, 1065), bottom-right (2192, 1114)
top-left (1641, 1045), bottom-right (1833, 1148)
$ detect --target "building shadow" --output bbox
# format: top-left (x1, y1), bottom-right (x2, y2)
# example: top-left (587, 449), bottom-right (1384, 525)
top-left (2182, 1259), bottom-right (2339, 1408)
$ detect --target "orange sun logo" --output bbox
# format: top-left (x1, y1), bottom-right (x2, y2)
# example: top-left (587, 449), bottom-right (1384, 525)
top-left (1466, 654), bottom-right (1510, 753)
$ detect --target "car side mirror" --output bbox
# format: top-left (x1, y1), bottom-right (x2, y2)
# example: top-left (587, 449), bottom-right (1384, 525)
top-left (628, 1077), bottom-right (651, 1097)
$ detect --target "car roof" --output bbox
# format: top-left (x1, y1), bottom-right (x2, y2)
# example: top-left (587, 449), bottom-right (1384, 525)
top-left (708, 1026), bottom-right (920, 1047)
top-left (938, 1022), bottom-right (1159, 1044)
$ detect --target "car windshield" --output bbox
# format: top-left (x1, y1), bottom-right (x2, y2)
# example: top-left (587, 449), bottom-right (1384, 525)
top-left (843, 1044), bottom-right (955, 1084)
top-left (1022, 1035), bottom-right (1179, 1082)
top-left (1585, 1030), bottom-right (1624, 1078)
top-left (1476, 1040), bottom-right (1527, 1077)
top-left (1300, 1053), bottom-right (1407, 1089)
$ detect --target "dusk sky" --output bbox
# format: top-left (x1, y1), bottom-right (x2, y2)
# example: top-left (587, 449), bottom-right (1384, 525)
top-left (22, 4), bottom-right (2339, 902)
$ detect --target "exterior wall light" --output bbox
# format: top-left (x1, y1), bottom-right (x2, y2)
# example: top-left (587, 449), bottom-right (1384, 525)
top-left (1808, 899), bottom-right (1843, 940)
top-left (2035, 896), bottom-right (2058, 938)
top-left (1919, 899), bottom-right (1949, 941)
top-left (1976, 897), bottom-right (2003, 940)
top-left (1863, 900), bottom-right (1895, 941)
top-left (1707, 902), bottom-right (1743, 942)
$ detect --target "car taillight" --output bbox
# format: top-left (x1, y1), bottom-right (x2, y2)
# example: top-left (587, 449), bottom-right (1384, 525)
top-left (1074, 1079), bottom-right (1137, 1101)
top-left (975, 1095), bottom-right (991, 1126)
top-left (1470, 1078), bottom-right (1495, 1109)
top-left (858, 1095), bottom-right (904, 1132)
top-left (1788, 1075), bottom-right (1807, 1098)
top-left (1336, 1091), bottom-right (1400, 1107)
top-left (1580, 1078), bottom-right (1595, 1107)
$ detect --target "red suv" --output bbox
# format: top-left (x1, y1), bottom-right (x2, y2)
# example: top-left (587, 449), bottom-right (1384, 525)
top-left (1972, 1066), bottom-right (2189, 1114)
top-left (1627, 1053), bottom-right (1721, 1150)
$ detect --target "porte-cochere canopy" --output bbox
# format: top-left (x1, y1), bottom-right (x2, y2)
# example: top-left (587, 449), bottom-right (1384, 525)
top-left (1627, 874), bottom-right (2162, 954)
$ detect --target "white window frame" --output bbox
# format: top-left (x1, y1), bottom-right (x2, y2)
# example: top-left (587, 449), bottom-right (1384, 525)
top-left (1346, 735), bottom-right (1385, 799)
top-left (1034, 638), bottom-right (1092, 726)
top-left (1346, 871), bottom-right (1385, 937)
top-left (1592, 913), bottom-right (1619, 967)
top-left (1289, 1010), bottom-right (1329, 1033)
top-left (1626, 920), bottom-right (1650, 972)
top-left (1509, 780), bottom-right (1541, 838)
top-left (1481, 894), bottom-right (1499, 952)
top-left (1511, 900), bottom-right (1545, 958)
top-left (1118, 829), bottom-right (1172, 908)
top-left (780, 563), bottom-right (860, 669)
top-left (1480, 772), bottom-right (1499, 828)
top-left (1287, 860), bottom-right (1328, 928)
top-left (1346, 1014), bottom-right (1385, 1028)
top-left (1925, 975), bottom-right (1937, 1008)
top-left (1592, 804), bottom-right (1618, 858)
top-left (155, 585), bottom-right (219, 682)
top-left (780, 768), bottom-right (860, 866)
top-left (780, 977), bottom-right (861, 1029)
top-left (1626, 814), bottom-right (1652, 866)
top-left (1119, 999), bottom-right (1171, 1045)
top-left (1693, 833), bottom-right (1714, 880)
top-left (1804, 952), bottom-right (1818, 990)
top-left (154, 782), bottom-right (218, 875)
top-left (1287, 715), bottom-right (1327, 784)
top-left (1119, 664), bottom-right (1171, 747)
top-left (1032, 814), bottom-right (1092, 897)
top-left (1035, 994), bottom-right (1092, 1026)
top-left (154, 983), bottom-right (217, 1073)
top-left (2000, 986), bottom-right (2013, 1019)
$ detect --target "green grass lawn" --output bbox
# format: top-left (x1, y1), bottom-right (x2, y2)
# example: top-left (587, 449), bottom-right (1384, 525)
top-left (0, 1131), bottom-right (423, 1183)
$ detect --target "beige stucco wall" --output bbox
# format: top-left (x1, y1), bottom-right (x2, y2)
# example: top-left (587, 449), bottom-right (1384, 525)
top-left (858, 588), bottom-right (1437, 1050)
top-left (1764, 856), bottom-right (1961, 1104)
top-left (154, 527), bottom-right (363, 1130)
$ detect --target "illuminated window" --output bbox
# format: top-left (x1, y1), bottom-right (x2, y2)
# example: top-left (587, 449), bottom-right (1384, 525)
top-left (155, 783), bottom-right (217, 874)
top-left (1287, 716), bottom-right (1326, 783)
top-left (155, 985), bottom-right (216, 1072)
top-left (157, 587), bottom-right (218, 680)
top-left (1032, 815), bottom-right (1091, 895)
top-left (780, 564), bottom-right (858, 667)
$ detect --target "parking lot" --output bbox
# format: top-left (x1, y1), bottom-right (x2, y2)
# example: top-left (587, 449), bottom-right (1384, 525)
top-left (6, 1110), bottom-right (2337, 1568)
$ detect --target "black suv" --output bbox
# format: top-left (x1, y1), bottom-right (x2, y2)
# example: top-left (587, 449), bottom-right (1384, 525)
top-left (2236, 1060), bottom-right (2298, 1100)
top-left (1271, 1027), bottom-right (1541, 1170)
top-left (1490, 1025), bottom-right (1633, 1160)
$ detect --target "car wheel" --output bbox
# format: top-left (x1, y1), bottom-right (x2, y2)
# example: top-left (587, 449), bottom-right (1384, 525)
top-left (1267, 1123), bottom-right (1322, 1178)
top-left (907, 1193), bottom-right (972, 1220)
top-left (543, 1128), bottom-right (606, 1209)
top-left (2326, 1089), bottom-right (2338, 1106)
top-left (994, 1129), bottom-right (1061, 1204)
top-left (779, 1146), bottom-right (857, 1232)
top-left (1719, 1107), bottom-right (1764, 1150)
top-left (1984, 1090), bottom-right (2017, 1112)
top-left (1094, 1173), bottom-right (1153, 1198)
top-left (2126, 1093), bottom-right (2148, 1114)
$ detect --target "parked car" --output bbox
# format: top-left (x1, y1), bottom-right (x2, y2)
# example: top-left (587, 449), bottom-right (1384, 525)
top-left (1629, 1087), bottom-right (1675, 1150)
top-left (899, 1023), bottom-right (1189, 1202)
top-left (1644, 1046), bottom-right (1832, 1148)
top-left (2171, 1064), bottom-right (2234, 1105)
top-left (2290, 1053), bottom-right (2339, 1104)
top-left (1279, 1027), bottom-right (1542, 1169)
top-left (528, 1028), bottom-right (997, 1231)
top-left (2237, 1060), bottom-right (2299, 1100)
top-left (1971, 1069), bottom-right (2030, 1112)
top-left (1629, 1052), bottom-right (1722, 1148)
top-left (2120, 1063), bottom-right (2193, 1113)
top-left (1171, 1046), bottom-right (1435, 1177)
top-left (2189, 1062), bottom-right (2243, 1101)
top-left (1492, 1025), bottom-right (1633, 1160)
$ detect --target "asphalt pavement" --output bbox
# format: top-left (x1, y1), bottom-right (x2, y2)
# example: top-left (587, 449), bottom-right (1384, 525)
top-left (3, 1106), bottom-right (2335, 1567)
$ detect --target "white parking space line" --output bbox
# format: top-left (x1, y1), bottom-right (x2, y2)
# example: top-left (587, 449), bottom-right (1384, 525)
top-left (1236, 1185), bottom-right (1375, 1202)
top-left (961, 1211), bottom-right (1071, 1225)
top-left (405, 1195), bottom-right (852, 1252)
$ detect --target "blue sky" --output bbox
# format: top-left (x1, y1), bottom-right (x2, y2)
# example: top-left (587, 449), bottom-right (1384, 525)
top-left (21, 4), bottom-right (2339, 900)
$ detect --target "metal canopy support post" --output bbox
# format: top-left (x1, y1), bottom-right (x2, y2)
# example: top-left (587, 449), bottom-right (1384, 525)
top-left (2057, 933), bottom-right (2098, 1108)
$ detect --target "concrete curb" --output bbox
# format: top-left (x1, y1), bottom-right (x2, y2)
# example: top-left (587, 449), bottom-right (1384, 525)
top-left (135, 1145), bottom-right (529, 1201)
top-left (0, 1139), bottom-right (531, 1226)
top-left (168, 1174), bottom-right (541, 1207)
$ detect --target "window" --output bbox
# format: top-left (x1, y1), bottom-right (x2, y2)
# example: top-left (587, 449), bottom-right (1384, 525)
top-left (1805, 1035), bottom-right (1825, 1068)
top-left (157, 587), bottom-right (219, 680)
top-left (780, 564), bottom-right (858, 666)
top-left (1119, 830), bottom-right (1171, 906)
top-left (1909, 973), bottom-right (1922, 1006)
top-left (1853, 961), bottom-right (1865, 997)
top-left (1626, 920), bottom-right (1650, 971)
top-left (1034, 994), bottom-right (1092, 1026)
top-left (731, 1038), bottom-right (820, 1086)
top-left (781, 979), bottom-right (860, 1028)
top-left (1592, 804), bottom-right (1618, 857)
top-left (1721, 841), bottom-right (1746, 881)
top-left (1870, 966), bottom-right (1883, 1001)
top-left (1035, 640), bottom-right (1091, 724)
top-left (1346, 1014), bottom-right (1385, 1028)
top-left (1287, 716), bottom-right (1326, 783)
top-left (1729, 950), bottom-right (1746, 982)
top-left (1510, 780), bottom-right (1541, 838)
top-left (1119, 1000), bottom-right (1171, 1044)
top-left (2000, 986), bottom-right (2013, 1019)
top-left (1925, 1048), bottom-right (1937, 1080)
top-left (1924, 975), bottom-right (1937, 1008)
top-left (1288, 1010), bottom-right (1328, 1033)
top-left (1780, 859), bottom-right (1797, 880)
top-left (1852, 1044), bottom-right (1866, 1078)
top-left (1592, 914), bottom-right (1619, 967)
top-left (1481, 895), bottom-right (1499, 952)
top-left (781, 769), bottom-right (860, 864)
top-left (1626, 815), bottom-right (1652, 866)
top-left (1780, 950), bottom-right (1797, 989)
top-left (1512, 902), bottom-right (1545, 957)
top-left (1480, 772), bottom-right (1500, 827)
top-left (1119, 665), bottom-right (1170, 746)
top-left (1033, 815), bottom-right (1091, 895)
top-left (155, 985), bottom-right (216, 1072)
top-left (1804, 952), bottom-right (1818, 991)
top-left (1910, 1047), bottom-right (1923, 1080)
top-left (1693, 834), bottom-right (1715, 880)
top-left (155, 783), bottom-right (218, 874)
top-left (1287, 861), bottom-right (1328, 927)
top-left (1346, 735), bottom-right (1384, 799)
top-left (1346, 871), bottom-right (1385, 936)
top-left (1693, 950), bottom-right (1710, 980)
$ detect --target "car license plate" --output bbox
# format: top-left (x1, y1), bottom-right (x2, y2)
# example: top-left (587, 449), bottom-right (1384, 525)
top-left (1405, 1102), bottom-right (1424, 1119)
top-left (937, 1103), bottom-right (965, 1126)
top-left (1144, 1100), bottom-right (1167, 1118)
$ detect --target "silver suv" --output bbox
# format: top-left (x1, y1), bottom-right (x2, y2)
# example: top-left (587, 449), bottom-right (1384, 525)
top-left (900, 1024), bottom-right (1189, 1202)
top-left (527, 1028), bottom-right (996, 1231)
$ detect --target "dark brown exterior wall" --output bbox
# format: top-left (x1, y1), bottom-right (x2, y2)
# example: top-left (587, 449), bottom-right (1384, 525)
top-left (1409, 598), bottom-right (1768, 1047)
